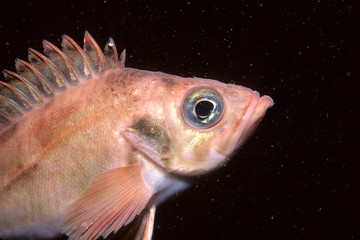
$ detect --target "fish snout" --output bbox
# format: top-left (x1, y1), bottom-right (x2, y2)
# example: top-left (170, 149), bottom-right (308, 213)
top-left (212, 91), bottom-right (273, 157)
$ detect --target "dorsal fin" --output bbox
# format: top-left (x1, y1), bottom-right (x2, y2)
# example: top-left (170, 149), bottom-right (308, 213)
top-left (0, 76), bottom-right (32, 110)
top-left (42, 40), bottom-right (80, 84)
top-left (2, 70), bottom-right (43, 104)
top-left (15, 58), bottom-right (56, 96)
top-left (104, 37), bottom-right (119, 68)
top-left (84, 31), bottom-right (107, 73)
top-left (28, 48), bottom-right (67, 90)
top-left (61, 34), bottom-right (94, 79)
top-left (119, 49), bottom-right (126, 68)
top-left (0, 31), bottom-right (124, 134)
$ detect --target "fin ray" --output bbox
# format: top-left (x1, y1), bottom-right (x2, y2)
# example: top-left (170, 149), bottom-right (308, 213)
top-left (61, 34), bottom-right (93, 78)
top-left (104, 37), bottom-right (119, 68)
top-left (61, 163), bottom-right (155, 240)
top-left (15, 59), bottom-right (55, 96)
top-left (134, 206), bottom-right (156, 240)
top-left (106, 206), bottom-right (156, 240)
top-left (43, 40), bottom-right (80, 84)
top-left (0, 95), bottom-right (23, 118)
top-left (2, 70), bottom-right (43, 104)
top-left (84, 31), bottom-right (106, 73)
top-left (0, 80), bottom-right (32, 110)
top-left (119, 49), bottom-right (126, 68)
top-left (28, 48), bottom-right (67, 89)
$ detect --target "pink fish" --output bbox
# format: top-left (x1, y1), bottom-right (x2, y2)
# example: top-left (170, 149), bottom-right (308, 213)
top-left (0, 32), bottom-right (273, 239)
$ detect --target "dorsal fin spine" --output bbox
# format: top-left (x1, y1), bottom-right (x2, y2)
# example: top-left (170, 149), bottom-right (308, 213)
top-left (28, 48), bottom-right (67, 89)
top-left (0, 80), bottom-right (32, 109)
top-left (15, 59), bottom-right (55, 96)
top-left (119, 49), bottom-right (126, 68)
top-left (0, 111), bottom-right (12, 122)
top-left (84, 31), bottom-right (106, 73)
top-left (42, 40), bottom-right (80, 84)
top-left (104, 37), bottom-right (119, 68)
top-left (2, 70), bottom-right (43, 103)
top-left (61, 34), bottom-right (94, 78)
top-left (0, 95), bottom-right (24, 115)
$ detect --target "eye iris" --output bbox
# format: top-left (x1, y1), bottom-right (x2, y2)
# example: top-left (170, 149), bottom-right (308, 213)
top-left (183, 87), bottom-right (224, 128)
top-left (195, 100), bottom-right (214, 119)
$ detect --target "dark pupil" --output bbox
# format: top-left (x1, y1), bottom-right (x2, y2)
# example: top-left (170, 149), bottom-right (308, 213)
top-left (195, 100), bottom-right (214, 119)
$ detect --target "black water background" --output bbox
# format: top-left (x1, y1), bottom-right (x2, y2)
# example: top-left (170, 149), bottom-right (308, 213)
top-left (0, 1), bottom-right (357, 239)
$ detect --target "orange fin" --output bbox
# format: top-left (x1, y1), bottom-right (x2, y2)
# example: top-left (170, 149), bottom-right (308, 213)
top-left (61, 163), bottom-right (155, 240)
top-left (28, 48), bottom-right (67, 89)
top-left (84, 31), bottom-right (106, 73)
top-left (2, 70), bottom-right (43, 105)
top-left (134, 206), bottom-right (156, 240)
top-left (104, 37), bottom-right (119, 69)
top-left (15, 58), bottom-right (55, 96)
top-left (0, 78), bottom-right (32, 111)
top-left (43, 40), bottom-right (80, 84)
top-left (119, 49), bottom-right (126, 68)
top-left (107, 206), bottom-right (156, 240)
top-left (61, 34), bottom-right (94, 78)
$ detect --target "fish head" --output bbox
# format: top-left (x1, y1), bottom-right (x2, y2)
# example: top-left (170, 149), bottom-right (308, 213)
top-left (162, 77), bottom-right (274, 176)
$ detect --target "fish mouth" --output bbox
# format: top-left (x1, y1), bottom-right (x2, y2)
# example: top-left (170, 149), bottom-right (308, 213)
top-left (236, 94), bottom-right (274, 147)
top-left (214, 92), bottom-right (274, 157)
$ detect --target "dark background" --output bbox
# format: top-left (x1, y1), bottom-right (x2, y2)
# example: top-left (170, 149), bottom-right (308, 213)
top-left (0, 0), bottom-right (357, 239)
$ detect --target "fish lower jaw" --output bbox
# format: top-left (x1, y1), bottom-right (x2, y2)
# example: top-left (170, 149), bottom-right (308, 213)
top-left (169, 149), bottom-right (228, 176)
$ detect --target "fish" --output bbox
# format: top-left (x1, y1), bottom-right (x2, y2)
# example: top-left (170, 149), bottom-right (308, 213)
top-left (0, 31), bottom-right (273, 240)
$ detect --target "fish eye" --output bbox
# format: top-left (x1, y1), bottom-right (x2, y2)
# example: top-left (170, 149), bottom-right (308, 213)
top-left (195, 100), bottom-right (214, 119)
top-left (183, 87), bottom-right (224, 128)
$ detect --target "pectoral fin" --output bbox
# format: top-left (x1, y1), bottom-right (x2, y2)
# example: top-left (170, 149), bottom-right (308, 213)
top-left (109, 206), bottom-right (156, 240)
top-left (134, 206), bottom-right (156, 240)
top-left (61, 163), bottom-right (155, 240)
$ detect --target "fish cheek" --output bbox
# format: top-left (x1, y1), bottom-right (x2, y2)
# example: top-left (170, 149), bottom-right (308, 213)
top-left (130, 117), bottom-right (173, 168)
top-left (189, 131), bottom-right (214, 162)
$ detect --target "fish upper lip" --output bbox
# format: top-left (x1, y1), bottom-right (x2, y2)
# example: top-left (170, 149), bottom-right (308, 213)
top-left (216, 93), bottom-right (273, 157)
top-left (235, 94), bottom-right (274, 147)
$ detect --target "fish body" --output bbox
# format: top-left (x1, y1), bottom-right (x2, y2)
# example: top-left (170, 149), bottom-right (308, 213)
top-left (0, 32), bottom-right (273, 239)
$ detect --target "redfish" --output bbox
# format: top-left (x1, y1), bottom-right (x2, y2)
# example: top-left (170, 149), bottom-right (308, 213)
top-left (0, 32), bottom-right (273, 240)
